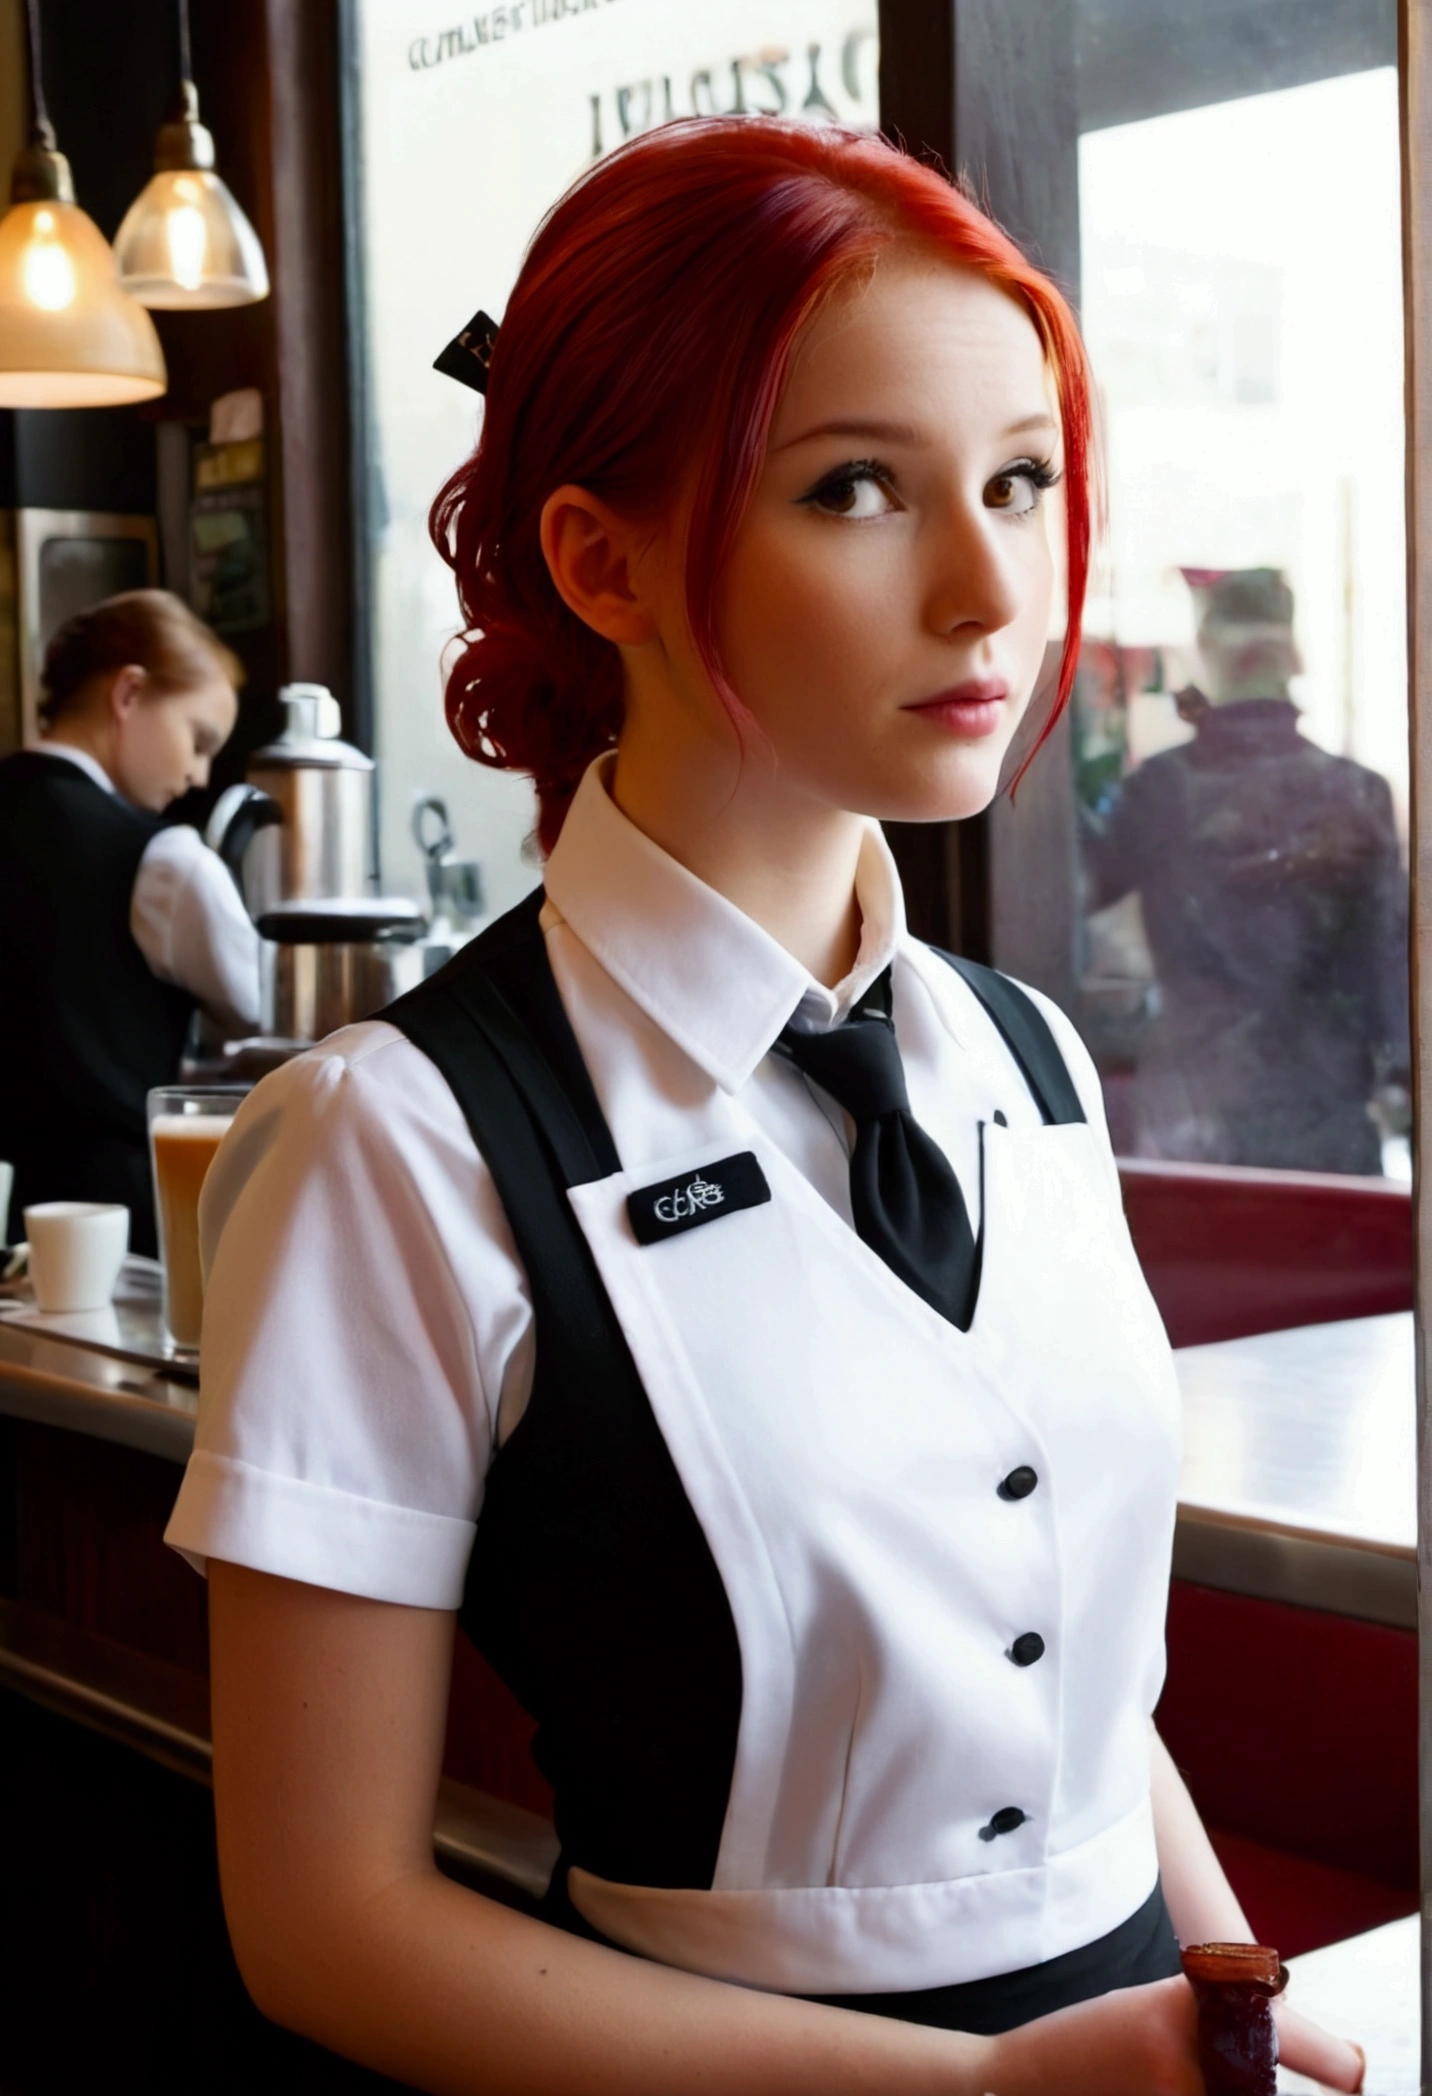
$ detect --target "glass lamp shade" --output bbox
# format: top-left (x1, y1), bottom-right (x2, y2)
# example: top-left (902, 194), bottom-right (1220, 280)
top-left (0, 197), bottom-right (167, 406)
top-left (114, 168), bottom-right (269, 309)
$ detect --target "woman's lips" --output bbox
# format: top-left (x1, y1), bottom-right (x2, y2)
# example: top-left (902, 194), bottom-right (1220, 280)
top-left (903, 680), bottom-right (1010, 740)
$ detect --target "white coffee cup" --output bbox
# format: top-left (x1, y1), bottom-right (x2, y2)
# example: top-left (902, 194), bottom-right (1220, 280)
top-left (0, 1160), bottom-right (13, 1245)
top-left (23, 1202), bottom-right (129, 1314)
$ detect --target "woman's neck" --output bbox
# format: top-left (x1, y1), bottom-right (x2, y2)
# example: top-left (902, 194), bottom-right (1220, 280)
top-left (608, 728), bottom-right (867, 990)
top-left (44, 713), bottom-right (115, 777)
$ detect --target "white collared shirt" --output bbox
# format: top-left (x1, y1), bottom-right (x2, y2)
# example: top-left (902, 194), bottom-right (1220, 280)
top-left (167, 755), bottom-right (1113, 1607)
top-left (41, 740), bottom-right (262, 1035)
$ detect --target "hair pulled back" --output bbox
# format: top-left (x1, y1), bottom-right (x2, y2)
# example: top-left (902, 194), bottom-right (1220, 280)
top-left (41, 588), bottom-right (241, 726)
top-left (431, 117), bottom-right (1095, 853)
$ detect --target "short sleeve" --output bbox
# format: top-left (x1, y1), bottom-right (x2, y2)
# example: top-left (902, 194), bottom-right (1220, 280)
top-left (164, 1021), bottom-right (534, 1608)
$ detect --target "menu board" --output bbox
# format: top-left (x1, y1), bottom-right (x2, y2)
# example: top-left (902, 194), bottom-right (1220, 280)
top-left (349, 0), bottom-right (879, 914)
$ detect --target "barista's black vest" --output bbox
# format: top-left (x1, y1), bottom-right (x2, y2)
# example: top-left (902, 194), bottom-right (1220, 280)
top-left (0, 751), bottom-right (195, 1254)
top-left (384, 892), bottom-right (1181, 2028)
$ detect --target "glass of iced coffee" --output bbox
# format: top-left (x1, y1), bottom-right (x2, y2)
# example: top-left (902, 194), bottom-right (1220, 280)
top-left (147, 1087), bottom-right (246, 1351)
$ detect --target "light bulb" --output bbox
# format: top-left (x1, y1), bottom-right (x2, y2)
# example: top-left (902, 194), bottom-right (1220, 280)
top-left (166, 202), bottom-right (207, 290)
top-left (21, 212), bottom-right (76, 309)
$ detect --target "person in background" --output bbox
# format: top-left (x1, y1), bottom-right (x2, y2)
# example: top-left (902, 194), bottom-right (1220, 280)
top-left (0, 589), bottom-right (261, 1254)
top-left (1084, 567), bottom-right (1408, 1175)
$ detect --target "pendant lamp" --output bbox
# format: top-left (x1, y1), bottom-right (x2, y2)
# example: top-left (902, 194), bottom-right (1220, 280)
top-left (0, 0), bottom-right (166, 407)
top-left (114, 0), bottom-right (269, 309)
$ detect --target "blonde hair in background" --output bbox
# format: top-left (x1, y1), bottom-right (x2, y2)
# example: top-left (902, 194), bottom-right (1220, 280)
top-left (39, 589), bottom-right (243, 726)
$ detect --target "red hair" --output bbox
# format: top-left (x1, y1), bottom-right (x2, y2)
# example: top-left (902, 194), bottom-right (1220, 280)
top-left (431, 117), bottom-right (1094, 854)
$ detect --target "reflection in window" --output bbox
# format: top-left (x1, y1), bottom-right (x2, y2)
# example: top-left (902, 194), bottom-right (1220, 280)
top-left (1075, 70), bottom-right (1409, 1177)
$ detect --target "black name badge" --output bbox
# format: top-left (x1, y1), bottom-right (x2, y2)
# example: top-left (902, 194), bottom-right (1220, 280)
top-left (626, 1152), bottom-right (772, 1246)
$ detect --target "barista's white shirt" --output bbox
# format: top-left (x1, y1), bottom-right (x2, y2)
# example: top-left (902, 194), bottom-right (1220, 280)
top-left (167, 752), bottom-right (1116, 1610)
top-left (42, 740), bottom-right (262, 1035)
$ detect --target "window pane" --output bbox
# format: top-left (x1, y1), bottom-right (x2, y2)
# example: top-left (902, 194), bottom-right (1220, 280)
top-left (347, 3), bottom-right (878, 920)
top-left (1074, 63), bottom-right (1409, 1177)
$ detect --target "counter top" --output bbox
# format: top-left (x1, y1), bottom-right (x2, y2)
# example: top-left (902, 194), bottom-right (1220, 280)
top-left (1177, 1313), bottom-right (1412, 1549)
top-left (1171, 1313), bottom-right (1415, 1626)
top-left (0, 1281), bottom-right (1417, 1622)
top-left (1279, 1913), bottom-right (1417, 2093)
top-left (0, 1262), bottom-right (197, 1464)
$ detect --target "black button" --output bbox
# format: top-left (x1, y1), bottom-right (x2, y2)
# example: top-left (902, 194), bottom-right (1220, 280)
top-left (979, 1807), bottom-right (1028, 1842)
top-left (1009, 1632), bottom-right (1045, 1667)
top-left (998, 1465), bottom-right (1038, 1501)
top-left (993, 1110), bottom-right (1008, 1127)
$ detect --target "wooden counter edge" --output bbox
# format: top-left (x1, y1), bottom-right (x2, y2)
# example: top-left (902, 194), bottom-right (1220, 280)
top-left (1173, 1504), bottom-right (1417, 1628)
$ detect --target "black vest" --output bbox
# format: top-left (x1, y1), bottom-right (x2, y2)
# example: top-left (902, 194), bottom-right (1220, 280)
top-left (0, 751), bottom-right (195, 1255)
top-left (381, 893), bottom-right (1192, 2034)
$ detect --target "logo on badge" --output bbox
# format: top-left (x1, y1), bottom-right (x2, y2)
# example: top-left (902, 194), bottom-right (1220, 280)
top-left (653, 1173), bottom-right (726, 1224)
top-left (626, 1151), bottom-right (771, 1246)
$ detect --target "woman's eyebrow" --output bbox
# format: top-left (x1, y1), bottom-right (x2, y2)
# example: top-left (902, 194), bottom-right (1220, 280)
top-left (775, 409), bottom-right (1060, 452)
top-left (774, 416), bottom-right (921, 452)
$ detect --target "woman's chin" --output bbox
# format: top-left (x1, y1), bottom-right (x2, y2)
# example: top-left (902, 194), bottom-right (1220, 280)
top-left (857, 756), bottom-right (1009, 828)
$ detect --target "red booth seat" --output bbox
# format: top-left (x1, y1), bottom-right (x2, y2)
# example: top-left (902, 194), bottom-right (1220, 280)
top-left (1160, 1583), bottom-right (1417, 1957)
top-left (1119, 1157), bottom-right (1412, 1349)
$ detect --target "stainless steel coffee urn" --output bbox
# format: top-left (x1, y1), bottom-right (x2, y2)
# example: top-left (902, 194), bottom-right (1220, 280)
top-left (209, 684), bottom-right (373, 912)
top-left (254, 896), bottom-right (424, 1041)
top-left (208, 684), bottom-right (425, 1040)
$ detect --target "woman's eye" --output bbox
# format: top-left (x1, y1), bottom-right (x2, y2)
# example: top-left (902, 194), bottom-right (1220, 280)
top-left (801, 462), bottom-right (899, 520)
top-left (985, 460), bottom-right (1060, 516)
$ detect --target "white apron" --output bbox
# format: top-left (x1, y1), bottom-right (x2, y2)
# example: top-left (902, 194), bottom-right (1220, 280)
top-left (564, 1107), bottom-right (1182, 1996)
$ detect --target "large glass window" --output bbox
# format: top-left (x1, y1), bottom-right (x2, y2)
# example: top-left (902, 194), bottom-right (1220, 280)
top-left (1070, 61), bottom-right (1408, 1178)
top-left (348, 6), bottom-right (1407, 1185)
top-left (346, 2), bottom-right (878, 919)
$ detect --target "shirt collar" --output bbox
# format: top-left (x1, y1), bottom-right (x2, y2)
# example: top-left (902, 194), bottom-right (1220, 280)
top-left (39, 741), bottom-right (116, 797)
top-left (543, 752), bottom-right (906, 1092)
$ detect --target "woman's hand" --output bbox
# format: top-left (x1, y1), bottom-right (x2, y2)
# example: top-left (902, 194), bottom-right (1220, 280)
top-left (1147, 1731), bottom-right (1365, 2093)
top-left (980, 1975), bottom-right (1203, 2095)
top-left (1275, 2000), bottom-right (1365, 2091)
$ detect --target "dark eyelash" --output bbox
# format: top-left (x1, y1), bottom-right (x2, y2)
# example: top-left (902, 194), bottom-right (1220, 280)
top-left (798, 457), bottom-right (897, 505)
top-left (1003, 456), bottom-right (1062, 490)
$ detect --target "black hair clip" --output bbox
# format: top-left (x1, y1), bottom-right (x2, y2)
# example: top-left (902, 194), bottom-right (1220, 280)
top-left (434, 308), bottom-right (500, 395)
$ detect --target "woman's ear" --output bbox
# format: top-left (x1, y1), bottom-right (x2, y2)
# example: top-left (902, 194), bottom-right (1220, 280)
top-left (108, 664), bottom-right (149, 723)
top-left (539, 486), bottom-right (661, 647)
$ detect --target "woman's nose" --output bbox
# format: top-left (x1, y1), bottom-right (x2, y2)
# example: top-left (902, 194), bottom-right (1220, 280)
top-left (926, 504), bottom-right (1024, 639)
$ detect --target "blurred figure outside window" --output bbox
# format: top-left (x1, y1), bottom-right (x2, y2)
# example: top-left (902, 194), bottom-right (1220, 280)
top-left (1082, 568), bottom-right (1408, 1175)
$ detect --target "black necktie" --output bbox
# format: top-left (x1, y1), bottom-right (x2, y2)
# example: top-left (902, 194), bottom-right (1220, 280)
top-left (777, 968), bottom-right (979, 1331)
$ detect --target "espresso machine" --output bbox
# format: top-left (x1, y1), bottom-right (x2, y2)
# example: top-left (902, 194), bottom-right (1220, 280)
top-left (208, 684), bottom-right (425, 1043)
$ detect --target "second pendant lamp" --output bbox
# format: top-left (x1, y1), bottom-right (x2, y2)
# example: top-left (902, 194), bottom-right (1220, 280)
top-left (114, 0), bottom-right (269, 309)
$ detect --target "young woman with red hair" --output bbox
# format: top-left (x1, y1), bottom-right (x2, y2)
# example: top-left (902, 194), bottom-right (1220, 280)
top-left (168, 119), bottom-right (1362, 2093)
